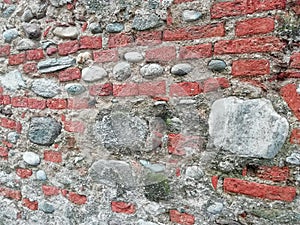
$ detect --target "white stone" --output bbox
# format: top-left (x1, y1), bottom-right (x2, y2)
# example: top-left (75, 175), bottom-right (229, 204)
top-left (23, 152), bottom-right (40, 166)
top-left (0, 70), bottom-right (26, 91)
top-left (82, 65), bottom-right (107, 82)
top-left (124, 52), bottom-right (144, 63)
top-left (53, 26), bottom-right (79, 39)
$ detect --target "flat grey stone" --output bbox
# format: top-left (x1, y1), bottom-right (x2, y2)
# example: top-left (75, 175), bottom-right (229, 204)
top-left (140, 64), bottom-right (164, 79)
top-left (0, 70), bottom-right (26, 91)
top-left (124, 52), bottom-right (144, 63)
top-left (3, 28), bottom-right (18, 43)
top-left (132, 13), bottom-right (162, 31)
top-left (106, 23), bottom-right (124, 33)
top-left (140, 160), bottom-right (165, 173)
top-left (185, 166), bottom-right (204, 180)
top-left (209, 97), bottom-right (289, 158)
top-left (207, 202), bottom-right (224, 214)
top-left (22, 23), bottom-right (41, 39)
top-left (7, 132), bottom-right (19, 144)
top-left (39, 201), bottom-right (55, 213)
top-left (36, 170), bottom-right (47, 181)
top-left (31, 78), bottom-right (60, 98)
top-left (53, 26), bottom-right (79, 39)
top-left (286, 153), bottom-right (300, 165)
top-left (28, 117), bottom-right (62, 146)
top-left (89, 22), bottom-right (102, 34)
top-left (65, 83), bottom-right (86, 95)
top-left (208, 59), bottom-right (227, 72)
top-left (171, 63), bottom-right (193, 76)
top-left (113, 62), bottom-right (131, 81)
top-left (16, 39), bottom-right (38, 51)
top-left (21, 9), bottom-right (34, 22)
top-left (89, 160), bottom-right (135, 188)
top-left (23, 152), bottom-right (40, 166)
top-left (182, 10), bottom-right (202, 22)
top-left (37, 57), bottom-right (76, 73)
top-left (82, 65), bottom-right (107, 82)
top-left (2, 5), bottom-right (16, 18)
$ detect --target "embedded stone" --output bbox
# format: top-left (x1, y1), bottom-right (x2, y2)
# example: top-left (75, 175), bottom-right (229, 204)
top-left (140, 160), bottom-right (166, 173)
top-left (124, 52), bottom-right (144, 63)
top-left (16, 39), bottom-right (38, 51)
top-left (140, 64), bottom-right (164, 79)
top-left (132, 13), bottom-right (162, 31)
top-left (53, 26), bottom-right (79, 39)
top-left (82, 65), bottom-right (107, 82)
top-left (171, 63), bottom-right (193, 76)
top-left (286, 153), bottom-right (300, 165)
top-left (37, 57), bottom-right (76, 73)
top-left (89, 22), bottom-right (102, 34)
top-left (36, 170), bottom-right (47, 181)
top-left (7, 132), bottom-right (19, 144)
top-left (23, 152), bottom-right (40, 166)
top-left (21, 9), bottom-right (34, 22)
top-left (185, 166), bottom-right (204, 180)
top-left (208, 59), bottom-right (227, 72)
top-left (3, 28), bottom-right (18, 43)
top-left (22, 23), bottom-right (41, 39)
top-left (65, 83), bottom-right (86, 95)
top-left (106, 23), bottom-right (124, 33)
top-left (113, 62), bottom-right (131, 81)
top-left (182, 10), bottom-right (202, 22)
top-left (207, 202), bottom-right (224, 214)
top-left (39, 201), bottom-right (55, 213)
top-left (28, 117), bottom-right (62, 146)
top-left (31, 78), bottom-right (60, 98)
top-left (209, 97), bottom-right (289, 158)
top-left (0, 70), bottom-right (26, 91)
top-left (2, 5), bottom-right (16, 18)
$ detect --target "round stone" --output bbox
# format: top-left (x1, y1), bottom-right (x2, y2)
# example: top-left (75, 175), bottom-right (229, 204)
top-left (28, 117), bottom-right (62, 146)
top-left (113, 62), bottom-right (131, 81)
top-left (124, 52), bottom-right (144, 63)
top-left (22, 23), bottom-right (41, 39)
top-left (23, 152), bottom-right (40, 166)
top-left (171, 63), bottom-right (193, 76)
top-left (36, 170), bottom-right (47, 180)
top-left (89, 22), bottom-right (102, 34)
top-left (53, 26), bottom-right (79, 39)
top-left (65, 83), bottom-right (86, 95)
top-left (106, 23), bottom-right (124, 33)
top-left (7, 132), bottom-right (19, 144)
top-left (132, 13), bottom-right (162, 31)
top-left (208, 59), bottom-right (227, 72)
top-left (207, 202), bottom-right (224, 214)
top-left (39, 201), bottom-right (55, 213)
top-left (185, 166), bottom-right (204, 180)
top-left (3, 29), bottom-right (19, 43)
top-left (182, 10), bottom-right (202, 22)
top-left (140, 64), bottom-right (164, 79)
top-left (31, 78), bottom-right (60, 98)
top-left (82, 65), bottom-right (107, 82)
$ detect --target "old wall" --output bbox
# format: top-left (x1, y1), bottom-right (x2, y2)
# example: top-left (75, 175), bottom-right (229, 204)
top-left (0, 0), bottom-right (300, 224)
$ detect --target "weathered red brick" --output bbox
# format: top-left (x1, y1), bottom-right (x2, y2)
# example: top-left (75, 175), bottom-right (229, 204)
top-left (79, 36), bottom-right (102, 49)
top-left (254, 166), bottom-right (290, 182)
top-left (169, 209), bottom-right (195, 225)
top-left (23, 198), bottom-right (38, 210)
top-left (214, 36), bottom-right (284, 55)
top-left (16, 168), bottom-right (32, 179)
top-left (169, 82), bottom-right (202, 97)
top-left (27, 98), bottom-right (46, 110)
top-left (0, 147), bottom-right (8, 157)
top-left (113, 83), bottom-right (139, 97)
top-left (281, 84), bottom-right (300, 120)
top-left (0, 95), bottom-right (11, 105)
top-left (46, 99), bottom-right (67, 110)
top-left (138, 81), bottom-right (166, 96)
top-left (1, 118), bottom-right (16, 130)
top-left (64, 121), bottom-right (85, 133)
top-left (136, 31), bottom-right (162, 46)
top-left (108, 33), bottom-right (133, 48)
top-left (111, 201), bottom-right (136, 214)
top-left (26, 49), bottom-right (45, 61)
top-left (23, 62), bottom-right (38, 74)
top-left (46, 47), bottom-right (58, 56)
top-left (145, 46), bottom-right (176, 62)
top-left (224, 178), bottom-right (296, 202)
top-left (0, 45), bottom-right (10, 57)
top-left (290, 128), bottom-right (300, 144)
top-left (58, 67), bottom-right (81, 82)
top-left (8, 53), bottom-right (26, 65)
top-left (290, 52), bottom-right (300, 69)
top-left (163, 23), bottom-right (225, 41)
top-left (89, 83), bottom-right (113, 96)
top-left (93, 49), bottom-right (119, 63)
top-left (236, 17), bottom-right (275, 36)
top-left (42, 185), bottom-right (60, 196)
top-left (0, 187), bottom-right (21, 200)
top-left (68, 192), bottom-right (87, 205)
top-left (168, 134), bottom-right (200, 156)
top-left (212, 176), bottom-right (218, 190)
top-left (67, 98), bottom-right (90, 109)
top-left (232, 59), bottom-right (270, 76)
top-left (203, 78), bottom-right (227, 92)
top-left (11, 97), bottom-right (28, 108)
top-left (255, 0), bottom-right (286, 12)
top-left (217, 77), bottom-right (230, 88)
top-left (44, 150), bottom-right (62, 163)
top-left (179, 43), bottom-right (212, 59)
top-left (58, 40), bottom-right (79, 56)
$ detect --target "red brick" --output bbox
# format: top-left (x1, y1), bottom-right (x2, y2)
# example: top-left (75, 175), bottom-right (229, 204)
top-left (113, 83), bottom-right (139, 97)
top-left (136, 31), bottom-right (162, 46)
top-left (236, 17), bottom-right (275, 37)
top-left (93, 49), bottom-right (119, 63)
top-left (203, 78), bottom-right (220, 93)
top-left (0, 147), bottom-right (8, 157)
top-left (8, 53), bottom-right (26, 65)
top-left (0, 187), bottom-right (21, 200)
top-left (145, 46), bottom-right (176, 62)
top-left (23, 62), bottom-right (37, 74)
top-left (254, 166), bottom-right (289, 182)
top-left (64, 121), bottom-right (85, 133)
top-left (44, 150), bottom-right (62, 163)
top-left (168, 134), bottom-right (200, 155)
top-left (23, 198), bottom-right (38, 210)
top-left (281, 84), bottom-right (300, 120)
top-left (169, 209), bottom-right (195, 225)
top-left (271, 71), bottom-right (300, 81)
top-left (224, 178), bottom-right (296, 202)
top-left (138, 81), bottom-right (166, 96)
top-left (111, 201), bottom-right (136, 214)
top-left (46, 47), bottom-right (58, 56)
top-left (169, 82), bottom-right (202, 97)
top-left (0, 95), bottom-right (11, 105)
top-left (255, 0), bottom-right (286, 12)
top-left (79, 36), bottom-right (102, 49)
top-left (290, 52), bottom-right (300, 69)
top-left (179, 43), bottom-right (212, 60)
top-left (68, 192), bottom-right (87, 205)
top-left (212, 176), bottom-right (218, 190)
top-left (0, 45), bottom-right (10, 57)
top-left (46, 99), bottom-right (67, 110)
top-left (89, 83), bottom-right (113, 96)
top-left (26, 49), bottom-right (45, 61)
top-left (232, 59), bottom-right (270, 76)
top-left (214, 36), bottom-right (284, 55)
top-left (174, 0), bottom-right (194, 3)
top-left (217, 77), bottom-right (230, 88)
top-left (42, 185), bottom-right (60, 196)
top-left (1, 118), bottom-right (16, 130)
top-left (290, 128), bottom-right (300, 144)
top-left (27, 98), bottom-right (46, 110)
top-left (16, 168), bottom-right (32, 179)
top-left (11, 97), bottom-right (28, 108)
top-left (58, 40), bottom-right (79, 56)
top-left (58, 67), bottom-right (81, 82)
top-left (292, 0), bottom-right (300, 15)
top-left (108, 33), bottom-right (133, 48)
top-left (163, 23), bottom-right (225, 41)
top-left (67, 98), bottom-right (90, 109)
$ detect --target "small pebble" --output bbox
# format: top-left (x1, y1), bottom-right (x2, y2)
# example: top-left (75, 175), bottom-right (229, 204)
top-left (140, 64), bottom-right (164, 79)
top-left (207, 202), bottom-right (224, 214)
top-left (7, 132), bottom-right (19, 144)
top-left (89, 22), bottom-right (102, 34)
top-left (208, 59), bottom-right (227, 72)
top-left (106, 23), bottom-right (124, 33)
top-left (171, 63), bottom-right (193, 76)
top-left (36, 170), bottom-right (47, 181)
top-left (124, 52), bottom-right (144, 63)
top-left (185, 166), bottom-right (204, 180)
top-left (23, 152), bottom-right (40, 166)
top-left (113, 62), bottom-right (131, 81)
top-left (39, 201), bottom-right (55, 213)
top-left (65, 83), bottom-right (86, 95)
top-left (3, 28), bottom-right (19, 43)
top-left (182, 10), bottom-right (202, 22)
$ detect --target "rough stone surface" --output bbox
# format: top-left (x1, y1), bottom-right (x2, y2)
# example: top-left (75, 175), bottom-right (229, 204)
top-left (53, 26), bottom-right (79, 39)
top-left (124, 52), bottom-right (144, 63)
top-left (207, 202), bottom-right (224, 214)
top-left (28, 117), bottom-right (62, 146)
top-left (37, 57), bottom-right (76, 73)
top-left (140, 160), bottom-right (166, 173)
top-left (106, 23), bottom-right (124, 33)
top-left (182, 10), bottom-right (202, 22)
top-left (31, 79), bottom-right (60, 98)
top-left (171, 63), bottom-right (193, 76)
top-left (113, 62), bottom-right (131, 81)
top-left (65, 83), bottom-right (86, 95)
top-left (7, 132), bottom-right (19, 144)
top-left (22, 23), bottom-right (41, 39)
top-left (0, 70), bottom-right (26, 91)
top-left (23, 152), bottom-right (40, 166)
top-left (132, 14), bottom-right (162, 31)
top-left (89, 22), bottom-right (102, 34)
top-left (39, 201), bottom-right (55, 213)
top-left (3, 28), bottom-right (18, 43)
top-left (208, 59), bottom-right (227, 72)
top-left (209, 97), bottom-right (289, 158)
top-left (185, 166), bottom-right (204, 180)
top-left (286, 153), bottom-right (300, 165)
top-left (16, 39), bottom-right (38, 51)
top-left (82, 65), bottom-right (108, 82)
top-left (140, 64), bottom-right (164, 79)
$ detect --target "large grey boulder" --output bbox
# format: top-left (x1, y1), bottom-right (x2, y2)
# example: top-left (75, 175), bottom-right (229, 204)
top-left (209, 97), bottom-right (289, 158)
